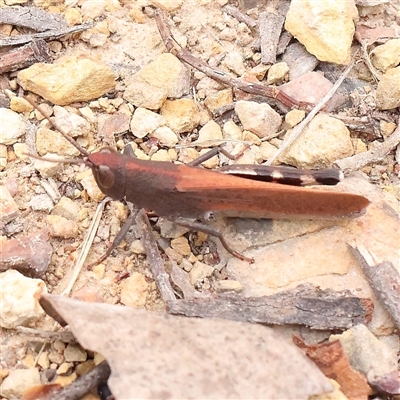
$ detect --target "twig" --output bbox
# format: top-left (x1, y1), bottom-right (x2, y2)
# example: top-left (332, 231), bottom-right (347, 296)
top-left (62, 197), bottom-right (111, 296)
top-left (137, 209), bottom-right (176, 303)
top-left (154, 8), bottom-right (309, 111)
top-left (222, 5), bottom-right (257, 29)
top-left (0, 23), bottom-right (93, 47)
top-left (335, 116), bottom-right (400, 173)
top-left (0, 6), bottom-right (68, 31)
top-left (0, 39), bottom-right (51, 73)
top-left (348, 243), bottom-right (400, 330)
top-left (15, 326), bottom-right (76, 343)
top-left (47, 360), bottom-right (111, 400)
top-left (354, 30), bottom-right (382, 83)
top-left (265, 61), bottom-right (356, 165)
top-left (168, 283), bottom-right (373, 330)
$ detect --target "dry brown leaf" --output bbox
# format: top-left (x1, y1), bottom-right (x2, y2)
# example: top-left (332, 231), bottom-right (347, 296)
top-left (294, 335), bottom-right (372, 400)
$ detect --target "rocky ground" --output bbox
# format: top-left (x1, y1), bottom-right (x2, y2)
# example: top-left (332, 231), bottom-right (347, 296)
top-left (0, 0), bottom-right (399, 399)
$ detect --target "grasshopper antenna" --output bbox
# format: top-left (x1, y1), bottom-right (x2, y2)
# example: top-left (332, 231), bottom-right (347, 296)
top-left (23, 96), bottom-right (90, 158)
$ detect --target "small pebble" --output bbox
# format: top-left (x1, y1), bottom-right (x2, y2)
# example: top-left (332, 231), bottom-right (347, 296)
top-left (64, 343), bottom-right (87, 363)
top-left (47, 215), bottom-right (79, 238)
top-left (189, 261), bottom-right (214, 286)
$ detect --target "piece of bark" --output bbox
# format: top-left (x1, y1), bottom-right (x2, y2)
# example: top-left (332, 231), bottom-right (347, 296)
top-left (0, 229), bottom-right (53, 278)
top-left (0, 6), bottom-right (68, 32)
top-left (137, 209), bottom-right (177, 303)
top-left (276, 30), bottom-right (293, 55)
top-left (47, 360), bottom-right (111, 400)
top-left (335, 116), bottom-right (400, 173)
top-left (0, 23), bottom-right (93, 47)
top-left (15, 326), bottom-right (76, 343)
top-left (259, 9), bottom-right (285, 64)
top-left (154, 8), bottom-right (311, 111)
top-left (348, 244), bottom-right (400, 330)
top-left (0, 39), bottom-right (51, 74)
top-left (168, 283), bottom-right (374, 330)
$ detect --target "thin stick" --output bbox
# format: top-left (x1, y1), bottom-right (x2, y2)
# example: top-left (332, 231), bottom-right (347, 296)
top-left (265, 61), bottom-right (356, 165)
top-left (137, 209), bottom-right (177, 303)
top-left (335, 116), bottom-right (400, 173)
top-left (154, 8), bottom-right (309, 111)
top-left (348, 243), bottom-right (400, 329)
top-left (62, 197), bottom-right (111, 296)
top-left (16, 326), bottom-right (76, 343)
top-left (222, 5), bottom-right (257, 29)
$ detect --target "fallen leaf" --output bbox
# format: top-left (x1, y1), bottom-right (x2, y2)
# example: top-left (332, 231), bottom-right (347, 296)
top-left (294, 335), bottom-right (372, 400)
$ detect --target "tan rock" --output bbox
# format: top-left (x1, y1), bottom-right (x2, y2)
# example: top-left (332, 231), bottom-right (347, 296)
top-left (376, 67), bottom-right (400, 110)
top-left (64, 8), bottom-right (82, 26)
top-left (0, 368), bottom-right (41, 398)
top-left (51, 197), bottom-right (81, 221)
top-left (17, 56), bottom-right (116, 105)
top-left (171, 236), bottom-right (191, 256)
top-left (189, 261), bottom-right (215, 286)
top-left (9, 96), bottom-right (33, 113)
top-left (149, 126), bottom-right (179, 147)
top-left (0, 184), bottom-right (19, 224)
top-left (149, 0), bottom-right (183, 11)
top-left (215, 280), bottom-right (243, 293)
top-left (266, 62), bottom-right (289, 85)
top-left (0, 270), bottom-right (47, 329)
top-left (47, 215), bottom-right (79, 238)
top-left (53, 106), bottom-right (91, 138)
top-left (194, 120), bottom-right (223, 147)
top-left (80, 0), bottom-right (106, 20)
top-left (123, 80), bottom-right (167, 110)
top-left (0, 108), bottom-right (26, 145)
top-left (371, 38), bottom-right (400, 72)
top-left (36, 127), bottom-right (80, 157)
top-left (64, 343), bottom-right (87, 362)
top-left (330, 324), bottom-right (398, 377)
top-left (222, 51), bottom-right (246, 76)
top-left (222, 120), bottom-right (243, 141)
top-left (54, 372), bottom-right (77, 386)
top-left (33, 156), bottom-right (65, 179)
top-left (130, 107), bottom-right (165, 139)
top-left (134, 53), bottom-right (190, 98)
top-left (120, 272), bottom-right (149, 308)
top-left (285, 0), bottom-right (358, 64)
top-left (203, 89), bottom-right (233, 113)
top-left (77, 169), bottom-right (105, 202)
top-left (161, 98), bottom-right (201, 133)
top-left (235, 100), bottom-right (282, 139)
top-left (279, 114), bottom-right (353, 168)
top-left (284, 109), bottom-right (306, 128)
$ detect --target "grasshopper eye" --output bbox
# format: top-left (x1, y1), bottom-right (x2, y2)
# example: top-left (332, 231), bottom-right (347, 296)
top-left (97, 165), bottom-right (115, 189)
